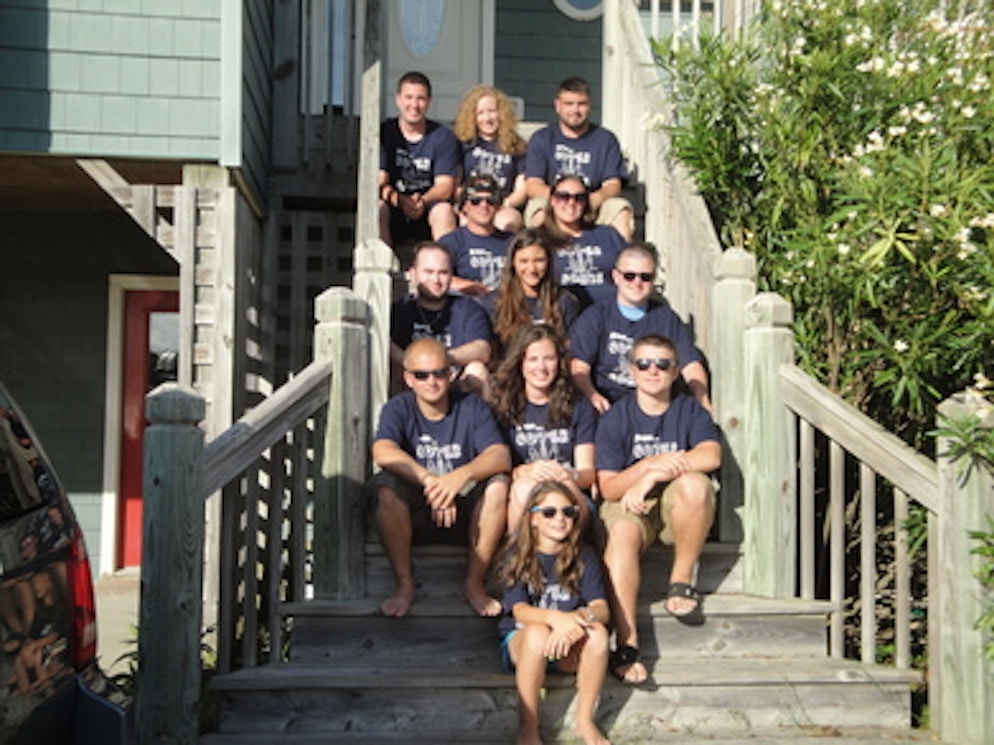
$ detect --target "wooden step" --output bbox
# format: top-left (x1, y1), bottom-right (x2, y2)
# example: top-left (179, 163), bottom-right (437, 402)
top-left (285, 593), bottom-right (834, 662)
top-left (349, 541), bottom-right (744, 603)
top-left (202, 729), bottom-right (936, 745)
top-left (206, 657), bottom-right (919, 741)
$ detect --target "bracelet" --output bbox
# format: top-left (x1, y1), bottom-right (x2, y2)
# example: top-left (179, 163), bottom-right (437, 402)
top-left (582, 606), bottom-right (596, 622)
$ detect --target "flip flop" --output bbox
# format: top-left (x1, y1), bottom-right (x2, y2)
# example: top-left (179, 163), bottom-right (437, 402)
top-left (610, 644), bottom-right (648, 685)
top-left (665, 582), bottom-right (704, 626)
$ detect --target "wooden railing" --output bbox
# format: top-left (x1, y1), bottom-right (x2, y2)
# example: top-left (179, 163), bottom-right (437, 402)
top-left (131, 261), bottom-right (397, 741)
top-left (607, 2), bottom-right (993, 740)
top-left (713, 249), bottom-right (994, 744)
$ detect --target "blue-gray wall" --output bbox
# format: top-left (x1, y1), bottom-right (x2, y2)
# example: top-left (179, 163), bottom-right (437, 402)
top-left (495, 0), bottom-right (604, 123)
top-left (0, 1), bottom-right (222, 158)
top-left (240, 0), bottom-right (273, 204)
top-left (0, 210), bottom-right (176, 574)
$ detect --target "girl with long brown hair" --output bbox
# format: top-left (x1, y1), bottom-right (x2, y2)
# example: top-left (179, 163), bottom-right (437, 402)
top-left (491, 324), bottom-right (596, 531)
top-left (497, 480), bottom-right (611, 745)
top-left (488, 228), bottom-right (579, 355)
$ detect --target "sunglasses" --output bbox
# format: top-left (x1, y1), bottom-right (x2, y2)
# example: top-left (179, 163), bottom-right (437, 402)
top-left (466, 195), bottom-right (501, 206)
top-left (407, 367), bottom-right (450, 381)
top-left (531, 504), bottom-right (580, 519)
top-left (551, 191), bottom-right (588, 204)
top-left (620, 271), bottom-right (654, 283)
top-left (633, 357), bottom-right (676, 372)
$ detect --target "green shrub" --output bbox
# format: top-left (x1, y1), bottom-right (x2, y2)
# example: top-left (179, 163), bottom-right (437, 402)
top-left (656, 0), bottom-right (994, 449)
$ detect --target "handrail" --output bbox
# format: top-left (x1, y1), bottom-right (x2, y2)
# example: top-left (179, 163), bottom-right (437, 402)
top-left (780, 364), bottom-right (940, 515)
top-left (201, 359), bottom-right (333, 496)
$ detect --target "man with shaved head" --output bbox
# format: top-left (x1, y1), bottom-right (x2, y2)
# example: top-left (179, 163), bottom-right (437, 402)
top-left (370, 338), bottom-right (510, 617)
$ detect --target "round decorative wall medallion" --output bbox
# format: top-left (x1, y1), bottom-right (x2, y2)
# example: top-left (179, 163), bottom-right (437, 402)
top-left (552, 0), bottom-right (603, 21)
top-left (398, 0), bottom-right (446, 59)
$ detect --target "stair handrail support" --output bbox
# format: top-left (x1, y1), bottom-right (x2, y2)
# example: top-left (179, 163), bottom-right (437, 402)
top-left (136, 384), bottom-right (207, 745)
top-left (934, 392), bottom-right (994, 744)
top-left (711, 248), bottom-right (757, 543)
top-left (742, 291), bottom-right (796, 597)
top-left (312, 287), bottom-right (370, 600)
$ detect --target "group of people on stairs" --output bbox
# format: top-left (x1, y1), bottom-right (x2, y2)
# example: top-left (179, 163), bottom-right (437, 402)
top-left (370, 71), bottom-right (722, 745)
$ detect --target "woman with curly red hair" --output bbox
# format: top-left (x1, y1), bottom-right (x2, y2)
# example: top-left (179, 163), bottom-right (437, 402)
top-left (453, 84), bottom-right (529, 233)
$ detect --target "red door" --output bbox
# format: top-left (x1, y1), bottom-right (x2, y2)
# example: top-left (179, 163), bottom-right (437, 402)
top-left (118, 290), bottom-right (179, 567)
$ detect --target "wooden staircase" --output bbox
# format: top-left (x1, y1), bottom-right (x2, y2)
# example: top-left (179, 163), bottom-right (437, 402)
top-left (201, 542), bottom-right (924, 743)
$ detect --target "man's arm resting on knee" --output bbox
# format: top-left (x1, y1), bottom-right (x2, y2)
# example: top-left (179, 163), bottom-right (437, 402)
top-left (597, 440), bottom-right (721, 502)
top-left (421, 175), bottom-right (456, 205)
top-left (682, 360), bottom-right (713, 413)
top-left (448, 339), bottom-right (491, 367)
top-left (526, 177), bottom-right (551, 200)
top-left (588, 177), bottom-right (621, 214)
top-left (426, 443), bottom-right (511, 504)
top-left (372, 439), bottom-right (431, 488)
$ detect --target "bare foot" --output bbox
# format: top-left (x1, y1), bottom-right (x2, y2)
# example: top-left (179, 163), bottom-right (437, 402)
top-left (380, 583), bottom-right (414, 617)
top-left (576, 720), bottom-right (611, 745)
top-left (465, 581), bottom-right (501, 617)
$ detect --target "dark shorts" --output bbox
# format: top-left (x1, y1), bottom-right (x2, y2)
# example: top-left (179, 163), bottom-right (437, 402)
top-left (366, 469), bottom-right (501, 545)
top-left (388, 205), bottom-right (431, 246)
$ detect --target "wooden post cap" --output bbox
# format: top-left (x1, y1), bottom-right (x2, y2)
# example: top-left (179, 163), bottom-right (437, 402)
top-left (144, 383), bottom-right (205, 424)
top-left (745, 292), bottom-right (793, 328)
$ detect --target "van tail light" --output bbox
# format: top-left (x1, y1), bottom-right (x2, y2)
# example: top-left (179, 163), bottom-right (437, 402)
top-left (68, 529), bottom-right (98, 668)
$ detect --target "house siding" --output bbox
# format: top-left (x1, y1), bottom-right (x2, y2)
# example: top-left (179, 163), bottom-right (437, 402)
top-left (0, 209), bottom-right (177, 575)
top-left (0, 1), bottom-right (221, 159)
top-left (494, 0), bottom-right (603, 123)
top-left (241, 0), bottom-right (273, 205)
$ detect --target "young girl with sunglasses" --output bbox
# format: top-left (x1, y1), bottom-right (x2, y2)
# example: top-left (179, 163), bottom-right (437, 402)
top-left (488, 228), bottom-right (579, 356)
top-left (491, 324), bottom-right (596, 532)
top-left (498, 480), bottom-right (611, 745)
top-left (544, 175), bottom-right (628, 310)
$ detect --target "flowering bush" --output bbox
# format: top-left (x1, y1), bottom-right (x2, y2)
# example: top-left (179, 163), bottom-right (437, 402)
top-left (657, 0), bottom-right (994, 449)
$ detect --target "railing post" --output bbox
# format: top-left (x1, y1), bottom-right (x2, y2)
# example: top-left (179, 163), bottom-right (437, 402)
top-left (136, 384), bottom-right (206, 745)
top-left (601, 0), bottom-right (624, 138)
top-left (711, 247), bottom-right (757, 543)
top-left (742, 292), bottom-right (796, 597)
top-left (934, 392), bottom-right (994, 744)
top-left (353, 238), bottom-right (397, 426)
top-left (313, 287), bottom-right (369, 599)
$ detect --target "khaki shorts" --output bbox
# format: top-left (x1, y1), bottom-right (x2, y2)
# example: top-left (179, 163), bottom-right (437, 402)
top-left (599, 477), bottom-right (717, 551)
top-left (524, 195), bottom-right (633, 229)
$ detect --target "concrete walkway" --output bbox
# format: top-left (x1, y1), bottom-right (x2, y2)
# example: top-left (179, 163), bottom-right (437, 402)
top-left (94, 569), bottom-right (140, 678)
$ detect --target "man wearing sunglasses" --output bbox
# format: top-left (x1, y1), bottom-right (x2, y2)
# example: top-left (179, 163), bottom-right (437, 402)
top-left (570, 243), bottom-right (711, 414)
top-left (594, 333), bottom-right (721, 685)
top-left (371, 338), bottom-right (511, 619)
top-left (523, 76), bottom-right (633, 241)
top-left (438, 175), bottom-right (513, 299)
top-left (390, 241), bottom-right (493, 396)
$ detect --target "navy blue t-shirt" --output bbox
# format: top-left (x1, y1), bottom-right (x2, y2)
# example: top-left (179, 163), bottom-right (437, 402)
top-left (553, 226), bottom-right (628, 309)
top-left (498, 545), bottom-right (607, 637)
top-left (391, 294), bottom-right (493, 351)
top-left (505, 398), bottom-right (597, 468)
top-left (438, 227), bottom-right (513, 291)
top-left (595, 393), bottom-right (718, 473)
top-left (380, 118), bottom-right (460, 194)
top-left (570, 299), bottom-right (702, 403)
top-left (525, 122), bottom-right (627, 191)
top-left (374, 389), bottom-right (504, 474)
top-left (462, 138), bottom-right (525, 198)
top-left (481, 291), bottom-right (581, 334)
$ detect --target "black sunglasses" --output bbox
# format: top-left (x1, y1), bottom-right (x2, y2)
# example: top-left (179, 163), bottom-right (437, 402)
top-left (407, 367), bottom-right (450, 381)
top-left (620, 271), bottom-right (654, 283)
top-left (531, 505), bottom-right (580, 519)
top-left (633, 357), bottom-right (675, 372)
top-left (551, 191), bottom-right (588, 203)
top-left (467, 195), bottom-right (501, 206)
